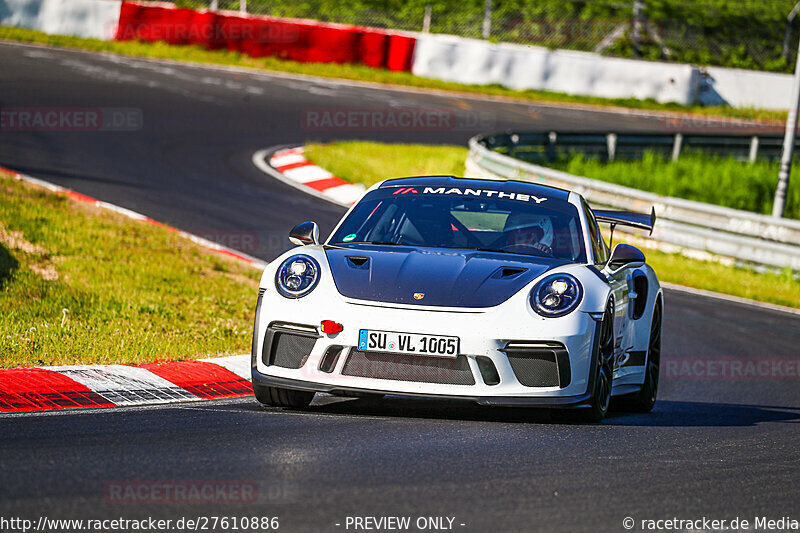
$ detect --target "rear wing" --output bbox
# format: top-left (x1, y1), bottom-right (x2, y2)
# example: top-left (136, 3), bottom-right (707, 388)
top-left (593, 207), bottom-right (656, 235)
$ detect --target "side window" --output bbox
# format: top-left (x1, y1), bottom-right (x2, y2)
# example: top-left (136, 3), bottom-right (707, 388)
top-left (582, 201), bottom-right (608, 264)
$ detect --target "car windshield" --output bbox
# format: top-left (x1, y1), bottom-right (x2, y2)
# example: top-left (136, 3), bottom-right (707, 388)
top-left (329, 185), bottom-right (586, 262)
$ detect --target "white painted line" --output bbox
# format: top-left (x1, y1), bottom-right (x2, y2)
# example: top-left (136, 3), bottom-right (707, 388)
top-left (201, 354), bottom-right (251, 380)
top-left (95, 201), bottom-right (150, 221)
top-left (14, 173), bottom-right (65, 193)
top-left (46, 365), bottom-right (197, 405)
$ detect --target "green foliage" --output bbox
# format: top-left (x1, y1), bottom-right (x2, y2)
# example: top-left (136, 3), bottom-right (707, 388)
top-left (550, 152), bottom-right (800, 220)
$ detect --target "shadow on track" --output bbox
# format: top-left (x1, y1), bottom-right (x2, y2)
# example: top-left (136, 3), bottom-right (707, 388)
top-left (242, 396), bottom-right (800, 428)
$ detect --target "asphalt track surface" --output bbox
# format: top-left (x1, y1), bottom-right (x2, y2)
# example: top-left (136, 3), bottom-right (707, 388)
top-left (0, 41), bottom-right (798, 532)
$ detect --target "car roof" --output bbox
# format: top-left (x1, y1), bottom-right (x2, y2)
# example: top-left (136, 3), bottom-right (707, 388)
top-left (378, 175), bottom-right (572, 202)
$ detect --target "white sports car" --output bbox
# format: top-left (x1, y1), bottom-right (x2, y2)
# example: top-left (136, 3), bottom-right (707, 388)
top-left (251, 176), bottom-right (662, 421)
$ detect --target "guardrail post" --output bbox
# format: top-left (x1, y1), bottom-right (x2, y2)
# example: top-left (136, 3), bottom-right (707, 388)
top-left (606, 134), bottom-right (617, 162)
top-left (482, 0), bottom-right (492, 39)
top-left (240, 0), bottom-right (247, 14)
top-left (774, 34), bottom-right (800, 217)
top-left (509, 134), bottom-right (519, 158)
top-left (547, 132), bottom-right (558, 162)
top-left (633, 0), bottom-right (646, 58)
top-left (210, 0), bottom-right (218, 10)
top-left (422, 5), bottom-right (432, 33)
top-left (671, 133), bottom-right (683, 162)
top-left (749, 136), bottom-right (760, 163)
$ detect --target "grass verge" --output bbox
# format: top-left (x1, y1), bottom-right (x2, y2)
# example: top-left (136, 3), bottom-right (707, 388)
top-left (304, 141), bottom-right (800, 309)
top-left (0, 26), bottom-right (784, 123)
top-left (0, 170), bottom-right (259, 368)
top-left (305, 142), bottom-right (469, 188)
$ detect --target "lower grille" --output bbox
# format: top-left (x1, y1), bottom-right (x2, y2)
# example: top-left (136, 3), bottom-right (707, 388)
top-left (503, 342), bottom-right (570, 388)
top-left (342, 350), bottom-right (475, 386)
top-left (263, 324), bottom-right (318, 369)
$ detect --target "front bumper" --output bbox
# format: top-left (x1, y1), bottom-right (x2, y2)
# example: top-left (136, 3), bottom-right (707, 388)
top-left (252, 286), bottom-right (601, 406)
top-left (252, 368), bottom-right (595, 407)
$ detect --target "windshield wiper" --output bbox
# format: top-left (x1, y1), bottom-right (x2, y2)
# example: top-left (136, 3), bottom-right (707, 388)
top-left (338, 240), bottom-right (398, 246)
top-left (466, 247), bottom-right (533, 256)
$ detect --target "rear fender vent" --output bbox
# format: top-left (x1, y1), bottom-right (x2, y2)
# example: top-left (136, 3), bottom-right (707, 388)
top-left (632, 271), bottom-right (649, 320)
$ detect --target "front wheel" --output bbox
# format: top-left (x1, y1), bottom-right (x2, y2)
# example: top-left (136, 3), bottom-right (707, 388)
top-left (253, 382), bottom-right (315, 408)
top-left (580, 301), bottom-right (614, 422)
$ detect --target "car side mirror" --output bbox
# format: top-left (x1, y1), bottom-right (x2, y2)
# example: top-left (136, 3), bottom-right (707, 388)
top-left (608, 243), bottom-right (645, 270)
top-left (289, 221), bottom-right (319, 246)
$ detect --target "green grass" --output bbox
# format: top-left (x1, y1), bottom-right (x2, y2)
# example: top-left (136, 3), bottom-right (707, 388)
top-left (305, 142), bottom-right (469, 187)
top-left (0, 171), bottom-right (260, 368)
top-left (304, 141), bottom-right (800, 308)
top-left (548, 152), bottom-right (800, 220)
top-left (0, 26), bottom-right (784, 123)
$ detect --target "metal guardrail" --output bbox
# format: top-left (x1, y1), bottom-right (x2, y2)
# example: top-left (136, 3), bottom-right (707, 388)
top-left (485, 131), bottom-right (797, 163)
top-left (467, 133), bottom-right (800, 271)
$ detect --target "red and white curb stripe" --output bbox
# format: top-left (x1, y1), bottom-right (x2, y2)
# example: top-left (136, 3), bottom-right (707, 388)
top-left (254, 147), bottom-right (365, 207)
top-left (0, 355), bottom-right (252, 414)
top-left (0, 166), bottom-right (267, 270)
top-left (0, 168), bottom-right (268, 414)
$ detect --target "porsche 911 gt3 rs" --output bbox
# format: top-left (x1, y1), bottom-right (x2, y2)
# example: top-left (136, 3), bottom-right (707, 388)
top-left (251, 176), bottom-right (662, 421)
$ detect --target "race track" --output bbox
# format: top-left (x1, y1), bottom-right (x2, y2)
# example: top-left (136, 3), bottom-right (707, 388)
top-left (0, 41), bottom-right (798, 532)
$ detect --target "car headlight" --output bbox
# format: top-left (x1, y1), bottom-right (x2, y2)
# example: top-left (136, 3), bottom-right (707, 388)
top-left (275, 255), bottom-right (320, 298)
top-left (530, 273), bottom-right (583, 317)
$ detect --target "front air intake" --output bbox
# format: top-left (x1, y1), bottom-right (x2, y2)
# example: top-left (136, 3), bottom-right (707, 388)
top-left (476, 356), bottom-right (500, 386)
top-left (502, 342), bottom-right (570, 388)
top-left (262, 322), bottom-right (319, 369)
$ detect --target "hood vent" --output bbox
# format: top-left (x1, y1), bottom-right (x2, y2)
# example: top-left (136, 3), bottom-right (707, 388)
top-left (346, 256), bottom-right (370, 269)
top-left (494, 267), bottom-right (528, 280)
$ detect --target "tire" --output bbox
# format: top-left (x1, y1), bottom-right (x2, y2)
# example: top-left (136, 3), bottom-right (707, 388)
top-left (617, 299), bottom-right (662, 413)
top-left (580, 301), bottom-right (615, 423)
top-left (253, 382), bottom-right (315, 408)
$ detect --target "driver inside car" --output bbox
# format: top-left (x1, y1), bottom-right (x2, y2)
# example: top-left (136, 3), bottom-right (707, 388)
top-left (503, 213), bottom-right (555, 255)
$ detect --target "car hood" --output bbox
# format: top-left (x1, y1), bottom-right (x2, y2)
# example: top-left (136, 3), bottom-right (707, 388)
top-left (325, 245), bottom-right (567, 308)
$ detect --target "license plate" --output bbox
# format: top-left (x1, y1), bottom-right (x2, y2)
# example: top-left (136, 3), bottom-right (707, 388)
top-left (358, 329), bottom-right (459, 358)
